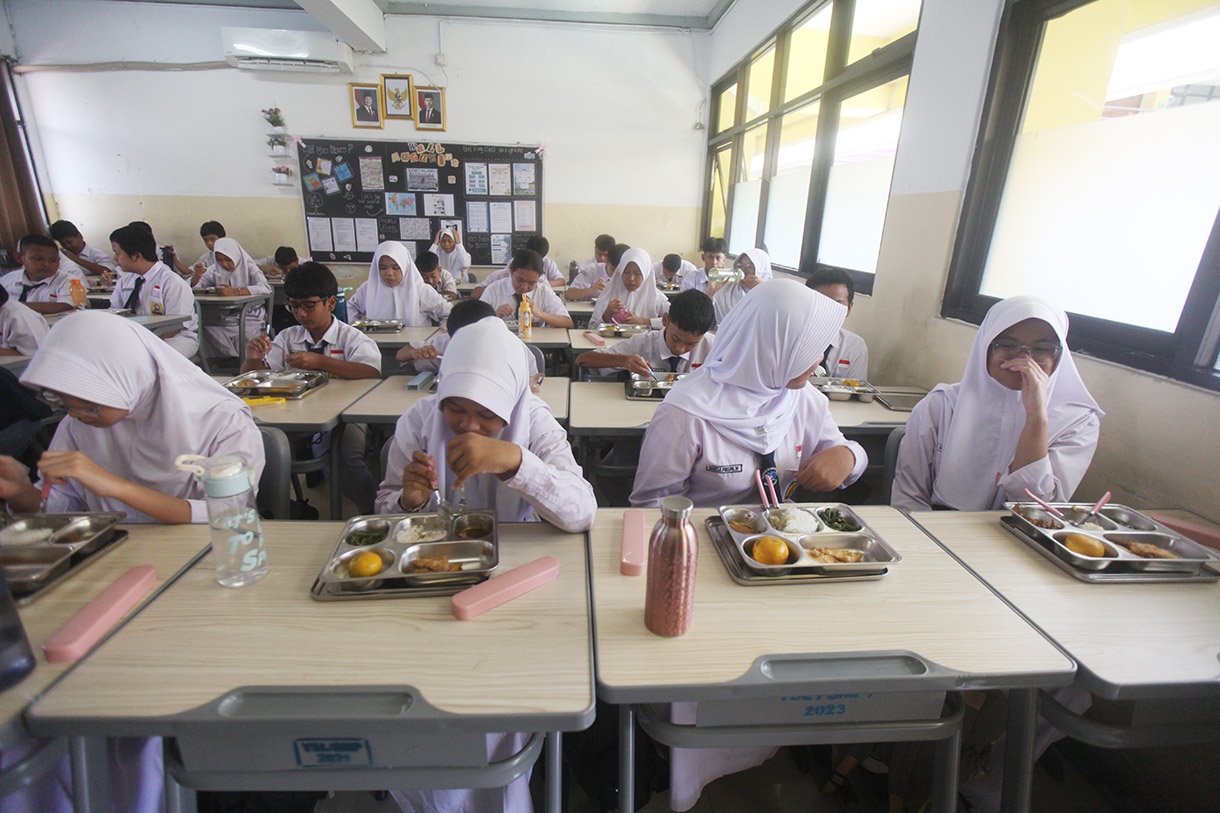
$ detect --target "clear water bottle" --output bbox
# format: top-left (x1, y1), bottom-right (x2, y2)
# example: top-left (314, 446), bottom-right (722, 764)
top-left (0, 568), bottom-right (35, 690)
top-left (644, 495), bottom-right (698, 637)
top-left (708, 267), bottom-right (743, 284)
top-left (175, 454), bottom-right (269, 588)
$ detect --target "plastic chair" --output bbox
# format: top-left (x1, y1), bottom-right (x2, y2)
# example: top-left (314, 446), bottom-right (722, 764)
top-left (257, 426), bottom-right (292, 519)
top-left (525, 343), bottom-right (546, 377)
top-left (880, 425), bottom-right (907, 505)
top-left (380, 435), bottom-right (394, 483)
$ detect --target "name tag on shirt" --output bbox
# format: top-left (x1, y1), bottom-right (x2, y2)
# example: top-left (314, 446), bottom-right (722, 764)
top-left (706, 464), bottom-right (743, 475)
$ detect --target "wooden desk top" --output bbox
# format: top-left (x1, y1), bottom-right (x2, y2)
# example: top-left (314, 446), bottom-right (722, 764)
top-left (567, 382), bottom-right (659, 435)
top-left (567, 301), bottom-right (595, 315)
top-left (567, 329), bottom-right (641, 351)
top-left (192, 293), bottom-right (270, 305)
top-left (366, 326), bottom-right (441, 349)
top-left (214, 376), bottom-right (379, 432)
top-left (47, 310), bottom-right (189, 336)
top-left (519, 327), bottom-right (570, 349)
top-left (0, 354), bottom-right (31, 373)
top-left (590, 507), bottom-right (1073, 702)
top-left (28, 521), bottom-right (593, 727)
top-left (826, 399), bottom-right (909, 430)
top-left (913, 510), bottom-right (1220, 700)
top-left (343, 377), bottom-right (570, 424)
top-left (1, 527), bottom-right (208, 736)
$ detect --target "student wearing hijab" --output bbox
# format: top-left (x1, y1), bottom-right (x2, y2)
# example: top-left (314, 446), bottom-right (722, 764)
top-left (377, 316), bottom-right (594, 531)
top-left (0, 311), bottom-right (264, 522)
top-left (428, 227), bottom-right (472, 282)
top-left (0, 286), bottom-right (50, 357)
top-left (892, 295), bottom-right (1103, 511)
top-left (349, 241), bottom-right (451, 326)
top-left (711, 247), bottom-right (773, 327)
top-left (190, 237), bottom-right (273, 360)
top-left (589, 247), bottom-right (671, 328)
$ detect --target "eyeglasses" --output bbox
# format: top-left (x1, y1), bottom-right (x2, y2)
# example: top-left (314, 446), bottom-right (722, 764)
top-left (284, 298), bottom-right (325, 314)
top-left (990, 339), bottom-right (1062, 364)
top-left (38, 390), bottom-right (102, 419)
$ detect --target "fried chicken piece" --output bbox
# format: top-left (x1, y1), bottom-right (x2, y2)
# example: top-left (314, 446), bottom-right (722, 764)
top-left (806, 547), bottom-right (864, 564)
top-left (1123, 542), bottom-right (1179, 560)
top-left (406, 554), bottom-right (462, 573)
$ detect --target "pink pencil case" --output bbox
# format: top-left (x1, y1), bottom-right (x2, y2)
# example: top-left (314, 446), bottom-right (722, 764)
top-left (582, 331), bottom-right (607, 346)
top-left (43, 566), bottom-right (157, 664)
top-left (621, 509), bottom-right (646, 576)
top-left (451, 556), bottom-right (560, 620)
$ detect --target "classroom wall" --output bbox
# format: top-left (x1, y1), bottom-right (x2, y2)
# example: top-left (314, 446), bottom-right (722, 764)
top-left (4, 0), bottom-right (706, 281)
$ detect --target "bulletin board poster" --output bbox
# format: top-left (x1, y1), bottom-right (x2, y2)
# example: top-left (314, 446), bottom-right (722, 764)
top-left (296, 138), bottom-right (543, 266)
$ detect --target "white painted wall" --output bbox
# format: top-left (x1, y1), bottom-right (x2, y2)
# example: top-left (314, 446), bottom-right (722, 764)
top-left (703, 0), bottom-right (804, 83)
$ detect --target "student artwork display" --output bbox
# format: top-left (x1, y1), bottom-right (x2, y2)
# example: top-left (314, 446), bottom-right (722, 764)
top-left (297, 138), bottom-right (542, 264)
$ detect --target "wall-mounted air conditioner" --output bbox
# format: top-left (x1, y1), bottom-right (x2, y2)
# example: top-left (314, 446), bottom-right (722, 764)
top-left (222, 27), bottom-right (354, 73)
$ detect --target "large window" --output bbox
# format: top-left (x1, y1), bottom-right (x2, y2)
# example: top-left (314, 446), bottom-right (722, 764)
top-left (945, 0), bottom-right (1220, 389)
top-left (704, 0), bottom-right (921, 289)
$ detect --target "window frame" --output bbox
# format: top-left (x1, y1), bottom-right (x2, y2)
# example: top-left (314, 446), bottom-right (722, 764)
top-left (943, 0), bottom-right (1220, 391)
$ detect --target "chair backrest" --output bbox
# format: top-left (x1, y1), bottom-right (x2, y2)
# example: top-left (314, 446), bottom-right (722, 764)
top-left (257, 426), bottom-right (292, 520)
top-left (880, 425), bottom-right (907, 506)
top-left (380, 435), bottom-right (395, 483)
top-left (525, 343), bottom-right (546, 377)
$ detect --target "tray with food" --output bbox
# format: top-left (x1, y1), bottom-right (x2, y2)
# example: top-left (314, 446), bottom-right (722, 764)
top-left (194, 287), bottom-right (219, 295)
top-left (310, 512), bottom-right (498, 600)
top-left (624, 372), bottom-right (686, 400)
top-left (706, 517), bottom-right (887, 586)
top-left (0, 512), bottom-right (129, 602)
top-left (351, 319), bottom-right (405, 333)
top-left (657, 281), bottom-right (681, 293)
top-left (1003, 502), bottom-right (1220, 577)
top-left (223, 370), bottom-right (329, 399)
top-left (716, 503), bottom-right (900, 576)
top-left (596, 323), bottom-right (651, 338)
top-left (816, 378), bottom-right (877, 402)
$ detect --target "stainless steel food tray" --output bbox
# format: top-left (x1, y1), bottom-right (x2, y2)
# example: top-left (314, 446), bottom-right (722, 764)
top-left (706, 517), bottom-right (886, 585)
top-left (1003, 502), bottom-right (1220, 577)
top-left (873, 387), bottom-right (928, 412)
top-left (310, 512), bottom-right (498, 599)
top-left (223, 369), bottom-right (329, 399)
top-left (624, 372), bottom-right (685, 400)
top-left (351, 319), bottom-right (405, 333)
top-left (816, 378), bottom-right (877, 403)
top-left (999, 517), bottom-right (1218, 584)
top-left (596, 323), bottom-right (651, 338)
top-left (717, 503), bottom-right (900, 576)
top-left (0, 512), bottom-right (129, 602)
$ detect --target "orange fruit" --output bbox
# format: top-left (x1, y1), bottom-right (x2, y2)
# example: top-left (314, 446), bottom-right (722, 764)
top-left (348, 551), bottom-right (384, 578)
top-left (751, 536), bottom-right (791, 566)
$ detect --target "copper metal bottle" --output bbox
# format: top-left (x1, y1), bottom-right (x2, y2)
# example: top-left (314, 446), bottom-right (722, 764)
top-left (644, 495), bottom-right (698, 637)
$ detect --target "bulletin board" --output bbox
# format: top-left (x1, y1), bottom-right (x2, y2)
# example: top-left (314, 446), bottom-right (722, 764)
top-left (295, 138), bottom-right (543, 266)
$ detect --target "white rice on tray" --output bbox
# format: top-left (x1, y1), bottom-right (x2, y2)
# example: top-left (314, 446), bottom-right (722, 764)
top-left (769, 508), bottom-right (819, 534)
top-left (394, 525), bottom-right (447, 544)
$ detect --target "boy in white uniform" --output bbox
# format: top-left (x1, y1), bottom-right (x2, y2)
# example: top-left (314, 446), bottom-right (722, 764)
top-left (108, 225), bottom-right (199, 358)
top-left (416, 250), bottom-right (457, 298)
top-left (190, 220), bottom-right (226, 275)
top-left (576, 290), bottom-right (714, 378)
top-left (479, 250), bottom-right (573, 329)
top-left (652, 253), bottom-right (697, 287)
top-left (680, 237), bottom-right (728, 294)
top-left (566, 234), bottom-right (616, 301)
top-left (256, 246), bottom-right (300, 278)
top-left (473, 236), bottom-right (565, 297)
top-left (398, 299), bottom-right (542, 386)
top-left (1, 235), bottom-right (75, 315)
top-left (808, 268), bottom-right (869, 381)
top-left (50, 220), bottom-right (117, 282)
top-left (0, 287), bottom-right (49, 356)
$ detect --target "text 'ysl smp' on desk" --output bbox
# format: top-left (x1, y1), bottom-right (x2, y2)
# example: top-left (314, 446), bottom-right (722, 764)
top-left (25, 521), bottom-right (595, 809)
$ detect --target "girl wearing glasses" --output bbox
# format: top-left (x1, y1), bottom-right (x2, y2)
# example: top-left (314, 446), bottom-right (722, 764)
top-left (892, 295), bottom-right (1103, 511)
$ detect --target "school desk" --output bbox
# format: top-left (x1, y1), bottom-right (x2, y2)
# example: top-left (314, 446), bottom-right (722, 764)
top-left (0, 525), bottom-right (209, 800)
top-left (192, 292), bottom-right (274, 371)
top-left (566, 328), bottom-right (641, 352)
top-left (589, 506), bottom-right (1073, 813)
top-left (517, 326), bottom-right (571, 350)
top-left (44, 310), bottom-right (191, 339)
top-left (341, 376), bottom-right (570, 425)
top-left (565, 300), bottom-right (595, 328)
top-left (212, 376), bottom-right (379, 520)
top-left (26, 521), bottom-right (595, 813)
top-left (911, 510), bottom-right (1220, 812)
top-left (364, 325), bottom-right (440, 350)
top-left (0, 354), bottom-right (31, 374)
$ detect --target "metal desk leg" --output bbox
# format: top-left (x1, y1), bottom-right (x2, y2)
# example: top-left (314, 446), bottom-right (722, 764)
top-left (545, 731), bottom-right (562, 813)
top-left (69, 735), bottom-right (109, 813)
top-left (618, 705), bottom-right (634, 813)
top-left (329, 427), bottom-right (343, 520)
top-left (236, 301), bottom-right (252, 363)
top-left (1001, 687), bottom-right (1038, 813)
top-left (931, 725), bottom-right (961, 813)
top-left (194, 302), bottom-right (211, 374)
top-left (164, 768), bottom-right (197, 813)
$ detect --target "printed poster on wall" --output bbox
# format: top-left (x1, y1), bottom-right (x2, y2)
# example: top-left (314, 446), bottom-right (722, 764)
top-left (488, 201), bottom-right (513, 233)
top-left (359, 157), bottom-right (384, 191)
top-left (399, 218), bottom-right (432, 240)
top-left (512, 163), bottom-right (536, 196)
top-left (332, 219), bottom-right (357, 253)
top-left (490, 234), bottom-right (512, 266)
top-left (488, 164), bottom-right (511, 196)
top-left (355, 219), bottom-right (379, 253)
top-left (466, 201), bottom-right (490, 233)
top-left (513, 200), bottom-right (536, 232)
top-left (465, 163), bottom-right (488, 196)
top-left (307, 217), bottom-right (333, 252)
top-left (423, 194), bottom-right (455, 217)
top-left (385, 192), bottom-right (417, 216)
top-left (407, 168), bottom-right (439, 191)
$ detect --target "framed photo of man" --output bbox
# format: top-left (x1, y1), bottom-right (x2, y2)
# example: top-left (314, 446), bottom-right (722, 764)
top-left (381, 74), bottom-right (414, 120)
top-left (350, 83), bottom-right (383, 129)
top-left (414, 87), bottom-right (446, 131)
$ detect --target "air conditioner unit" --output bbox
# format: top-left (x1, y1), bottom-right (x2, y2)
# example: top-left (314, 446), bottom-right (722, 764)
top-left (222, 27), bottom-right (354, 73)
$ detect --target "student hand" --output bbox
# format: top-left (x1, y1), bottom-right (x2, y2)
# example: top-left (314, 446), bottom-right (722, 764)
top-left (1002, 356), bottom-right (1050, 419)
top-left (625, 355), bottom-right (653, 377)
top-left (217, 285), bottom-right (239, 297)
top-left (38, 451), bottom-right (126, 499)
top-left (246, 333), bottom-right (272, 360)
top-left (530, 373), bottom-right (544, 393)
top-left (401, 450), bottom-right (437, 509)
top-left (495, 304), bottom-right (515, 319)
top-left (795, 446), bottom-right (856, 492)
top-left (285, 352), bottom-right (324, 371)
top-left (592, 278), bottom-right (607, 293)
top-left (604, 299), bottom-right (624, 316)
top-left (100, 270), bottom-right (114, 286)
top-left (626, 315), bottom-right (653, 326)
top-left (0, 455), bottom-right (35, 504)
top-left (446, 434), bottom-right (523, 490)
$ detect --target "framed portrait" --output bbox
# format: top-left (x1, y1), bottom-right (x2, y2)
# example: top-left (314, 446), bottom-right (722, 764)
top-left (349, 83), bottom-right (383, 129)
top-left (414, 87), bottom-right (446, 132)
top-left (381, 74), bottom-right (415, 120)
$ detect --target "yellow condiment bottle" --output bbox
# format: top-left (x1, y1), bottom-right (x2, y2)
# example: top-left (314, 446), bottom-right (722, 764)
top-left (518, 294), bottom-right (532, 339)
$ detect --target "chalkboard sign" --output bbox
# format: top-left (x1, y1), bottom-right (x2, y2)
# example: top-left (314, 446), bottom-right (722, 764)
top-left (295, 138), bottom-right (543, 266)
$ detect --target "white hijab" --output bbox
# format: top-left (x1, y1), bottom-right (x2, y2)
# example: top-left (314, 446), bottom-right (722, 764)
top-left (736, 248), bottom-right (774, 282)
top-left (665, 279), bottom-right (846, 454)
top-left (423, 317), bottom-right (548, 522)
top-left (932, 295), bottom-right (1104, 510)
top-left (20, 311), bottom-right (258, 520)
top-left (591, 247), bottom-right (669, 325)
top-left (211, 237), bottom-right (267, 289)
top-left (363, 241), bottom-right (442, 324)
top-left (434, 228), bottom-right (469, 275)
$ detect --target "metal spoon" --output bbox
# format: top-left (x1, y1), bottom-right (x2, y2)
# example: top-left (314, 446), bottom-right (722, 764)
top-left (456, 483), bottom-right (468, 515)
top-left (39, 479), bottom-right (51, 515)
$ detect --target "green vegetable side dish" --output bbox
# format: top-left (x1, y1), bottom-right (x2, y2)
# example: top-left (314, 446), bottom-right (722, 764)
top-left (346, 530), bottom-right (386, 547)
top-left (820, 509), bottom-right (861, 532)
top-left (1110, 516), bottom-right (1138, 529)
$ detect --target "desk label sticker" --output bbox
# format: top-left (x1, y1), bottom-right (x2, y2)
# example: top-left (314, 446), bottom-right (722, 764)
top-left (294, 738), bottom-right (373, 767)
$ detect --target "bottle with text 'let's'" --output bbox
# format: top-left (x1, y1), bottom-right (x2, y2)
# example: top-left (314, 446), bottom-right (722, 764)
top-left (175, 454), bottom-right (268, 588)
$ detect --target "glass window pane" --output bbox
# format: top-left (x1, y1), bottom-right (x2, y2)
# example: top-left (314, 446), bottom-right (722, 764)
top-left (817, 76), bottom-right (908, 274)
top-left (980, 0), bottom-right (1220, 332)
top-left (715, 83), bottom-right (737, 134)
top-left (846, 0), bottom-right (922, 66)
top-left (744, 47), bottom-right (775, 122)
top-left (708, 145), bottom-right (732, 239)
top-left (729, 123), bottom-right (769, 255)
top-left (784, 5), bottom-right (832, 102)
top-left (764, 102), bottom-right (821, 267)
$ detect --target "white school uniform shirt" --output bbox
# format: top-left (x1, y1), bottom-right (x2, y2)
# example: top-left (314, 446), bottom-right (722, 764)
top-left (55, 252), bottom-right (92, 287)
top-left (1, 269), bottom-right (74, 305)
top-left (429, 231), bottom-right (472, 279)
top-left (266, 317), bottom-right (381, 372)
top-left (821, 328), bottom-right (869, 381)
top-left (569, 262), bottom-right (610, 299)
top-left (590, 328), bottom-right (714, 377)
top-left (479, 277), bottom-right (570, 325)
top-left (193, 238), bottom-right (274, 357)
top-left (679, 267), bottom-right (710, 293)
top-left (194, 249), bottom-right (215, 269)
top-left (652, 258), bottom-right (697, 284)
top-left (592, 248), bottom-right (671, 329)
top-left (77, 243), bottom-right (118, 272)
top-left (109, 261), bottom-right (199, 358)
top-left (432, 268), bottom-right (458, 296)
top-left (410, 330), bottom-right (541, 380)
top-left (483, 256), bottom-right (564, 286)
top-left (0, 300), bottom-right (49, 355)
